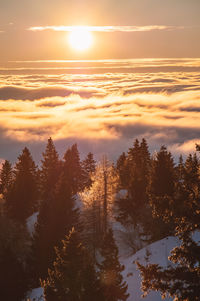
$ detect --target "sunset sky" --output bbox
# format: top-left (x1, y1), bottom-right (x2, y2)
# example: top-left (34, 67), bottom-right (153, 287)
top-left (0, 0), bottom-right (200, 162)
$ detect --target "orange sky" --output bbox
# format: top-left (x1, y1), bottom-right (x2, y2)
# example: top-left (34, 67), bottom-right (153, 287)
top-left (0, 0), bottom-right (200, 61)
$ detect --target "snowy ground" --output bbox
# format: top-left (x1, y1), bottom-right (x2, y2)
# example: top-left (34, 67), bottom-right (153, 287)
top-left (25, 206), bottom-right (200, 301)
top-left (26, 236), bottom-right (179, 301)
top-left (121, 236), bottom-right (178, 301)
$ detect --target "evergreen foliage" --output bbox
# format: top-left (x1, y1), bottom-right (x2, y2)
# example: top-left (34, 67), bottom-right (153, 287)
top-left (40, 137), bottom-right (61, 201)
top-left (63, 143), bottom-right (83, 193)
top-left (116, 139), bottom-right (151, 231)
top-left (6, 147), bottom-right (39, 223)
top-left (99, 228), bottom-right (129, 301)
top-left (33, 171), bottom-right (78, 279)
top-left (116, 152), bottom-right (128, 189)
top-left (82, 152), bottom-right (96, 188)
top-left (42, 227), bottom-right (103, 301)
top-left (0, 159), bottom-right (13, 199)
top-left (137, 148), bottom-right (200, 301)
top-left (0, 216), bottom-right (30, 301)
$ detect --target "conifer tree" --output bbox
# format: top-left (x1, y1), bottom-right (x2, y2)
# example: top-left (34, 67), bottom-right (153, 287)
top-left (63, 143), bottom-right (83, 193)
top-left (184, 153), bottom-right (199, 199)
top-left (0, 216), bottom-right (30, 301)
top-left (99, 228), bottom-right (129, 301)
top-left (116, 139), bottom-right (150, 228)
top-left (138, 188), bottom-right (200, 301)
top-left (0, 160), bottom-right (13, 200)
top-left (42, 227), bottom-right (103, 301)
top-left (82, 152), bottom-right (96, 188)
top-left (40, 137), bottom-right (61, 201)
top-left (150, 145), bottom-right (175, 197)
top-left (6, 147), bottom-right (39, 223)
top-left (137, 145), bottom-right (200, 301)
top-left (33, 167), bottom-right (79, 279)
top-left (116, 152), bottom-right (129, 189)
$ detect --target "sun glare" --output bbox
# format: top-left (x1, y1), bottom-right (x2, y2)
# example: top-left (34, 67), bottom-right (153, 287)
top-left (68, 27), bottom-right (93, 51)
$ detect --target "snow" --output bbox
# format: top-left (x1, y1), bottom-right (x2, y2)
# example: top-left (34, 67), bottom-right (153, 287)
top-left (25, 236), bottom-right (178, 301)
top-left (121, 236), bottom-right (179, 301)
top-left (26, 287), bottom-right (44, 301)
top-left (26, 212), bottom-right (38, 236)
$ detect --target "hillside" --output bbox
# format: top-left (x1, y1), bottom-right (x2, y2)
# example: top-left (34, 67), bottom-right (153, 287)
top-left (26, 233), bottom-right (179, 301)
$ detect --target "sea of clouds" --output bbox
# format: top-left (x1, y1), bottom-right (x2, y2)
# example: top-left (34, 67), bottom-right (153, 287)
top-left (0, 58), bottom-right (200, 162)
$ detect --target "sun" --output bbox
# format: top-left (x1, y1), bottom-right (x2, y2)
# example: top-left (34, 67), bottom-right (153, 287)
top-left (68, 26), bottom-right (93, 51)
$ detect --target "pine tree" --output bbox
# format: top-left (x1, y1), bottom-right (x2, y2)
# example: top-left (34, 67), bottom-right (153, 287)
top-left (63, 143), bottom-right (83, 193)
top-left (99, 228), bottom-right (129, 301)
top-left (137, 145), bottom-right (200, 301)
top-left (33, 168), bottom-right (79, 279)
top-left (40, 137), bottom-right (61, 202)
top-left (116, 152), bottom-right (128, 189)
top-left (184, 153), bottom-right (199, 199)
top-left (0, 216), bottom-right (30, 301)
top-left (150, 145), bottom-right (175, 197)
top-left (116, 139), bottom-right (150, 228)
top-left (42, 227), bottom-right (103, 301)
top-left (82, 152), bottom-right (96, 188)
top-left (6, 147), bottom-right (39, 223)
top-left (138, 196), bottom-right (200, 301)
top-left (0, 160), bottom-right (13, 199)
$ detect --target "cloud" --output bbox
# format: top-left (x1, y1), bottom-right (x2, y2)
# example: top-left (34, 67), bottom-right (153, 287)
top-left (0, 86), bottom-right (104, 100)
top-left (0, 62), bottom-right (200, 161)
top-left (28, 25), bottom-right (184, 33)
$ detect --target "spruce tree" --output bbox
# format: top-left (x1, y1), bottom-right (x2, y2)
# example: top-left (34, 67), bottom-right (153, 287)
top-left (33, 167), bottom-right (79, 279)
top-left (6, 147), bottom-right (39, 223)
top-left (138, 194), bottom-right (200, 301)
top-left (63, 143), bottom-right (83, 193)
top-left (0, 216), bottom-right (30, 301)
top-left (99, 228), bottom-right (129, 301)
top-left (0, 160), bottom-right (13, 200)
top-left (116, 152), bottom-right (128, 189)
top-left (42, 227), bottom-right (103, 301)
top-left (82, 152), bottom-right (96, 188)
top-left (150, 145), bottom-right (175, 197)
top-left (116, 139), bottom-right (150, 228)
top-left (137, 146), bottom-right (200, 301)
top-left (40, 137), bottom-right (61, 202)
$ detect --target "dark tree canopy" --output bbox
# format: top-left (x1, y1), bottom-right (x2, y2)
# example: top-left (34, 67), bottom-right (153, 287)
top-left (138, 148), bottom-right (200, 301)
top-left (6, 147), bottom-right (39, 223)
top-left (99, 228), bottom-right (129, 301)
top-left (40, 137), bottom-right (61, 202)
top-left (42, 227), bottom-right (103, 301)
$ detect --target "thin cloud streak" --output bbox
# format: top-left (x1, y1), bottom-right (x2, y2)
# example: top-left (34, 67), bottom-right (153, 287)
top-left (28, 25), bottom-right (184, 32)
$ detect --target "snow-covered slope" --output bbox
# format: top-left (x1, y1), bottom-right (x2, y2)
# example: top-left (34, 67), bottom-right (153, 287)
top-left (27, 236), bottom-right (180, 301)
top-left (121, 236), bottom-right (179, 301)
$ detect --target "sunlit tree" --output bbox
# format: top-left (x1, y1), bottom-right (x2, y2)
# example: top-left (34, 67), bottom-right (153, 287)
top-left (42, 227), bottom-right (103, 301)
top-left (80, 156), bottom-right (118, 257)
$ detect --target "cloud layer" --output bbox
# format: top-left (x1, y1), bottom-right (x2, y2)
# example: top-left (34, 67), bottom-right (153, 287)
top-left (0, 58), bottom-right (200, 161)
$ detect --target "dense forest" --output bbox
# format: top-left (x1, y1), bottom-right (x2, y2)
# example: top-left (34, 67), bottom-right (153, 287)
top-left (0, 137), bottom-right (199, 301)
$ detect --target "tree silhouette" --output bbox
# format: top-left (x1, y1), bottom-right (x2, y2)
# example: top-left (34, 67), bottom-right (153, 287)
top-left (6, 147), bottom-right (39, 223)
top-left (99, 228), bottom-right (129, 301)
top-left (42, 227), bottom-right (103, 301)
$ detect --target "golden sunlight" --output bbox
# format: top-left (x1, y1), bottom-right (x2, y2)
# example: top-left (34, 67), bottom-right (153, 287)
top-left (68, 26), bottom-right (93, 51)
